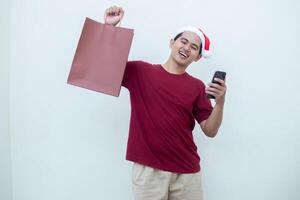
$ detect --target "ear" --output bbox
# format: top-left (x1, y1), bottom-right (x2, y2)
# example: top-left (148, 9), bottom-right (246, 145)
top-left (169, 39), bottom-right (175, 48)
top-left (194, 54), bottom-right (202, 62)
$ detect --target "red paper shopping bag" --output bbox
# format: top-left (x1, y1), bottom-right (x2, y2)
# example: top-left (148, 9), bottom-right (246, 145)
top-left (67, 17), bottom-right (134, 96)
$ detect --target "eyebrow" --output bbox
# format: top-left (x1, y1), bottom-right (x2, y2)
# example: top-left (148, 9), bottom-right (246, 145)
top-left (180, 37), bottom-right (200, 49)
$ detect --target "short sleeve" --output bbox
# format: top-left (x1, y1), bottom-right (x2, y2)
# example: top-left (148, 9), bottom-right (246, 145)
top-left (122, 61), bottom-right (139, 89)
top-left (193, 83), bottom-right (213, 124)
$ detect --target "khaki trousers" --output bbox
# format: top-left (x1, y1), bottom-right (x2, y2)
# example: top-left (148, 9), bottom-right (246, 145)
top-left (132, 163), bottom-right (204, 200)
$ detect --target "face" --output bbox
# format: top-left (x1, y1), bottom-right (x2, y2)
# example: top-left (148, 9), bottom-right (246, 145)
top-left (169, 31), bottom-right (202, 67)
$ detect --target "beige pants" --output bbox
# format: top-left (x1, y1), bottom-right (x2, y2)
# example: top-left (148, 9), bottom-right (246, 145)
top-left (132, 163), bottom-right (204, 200)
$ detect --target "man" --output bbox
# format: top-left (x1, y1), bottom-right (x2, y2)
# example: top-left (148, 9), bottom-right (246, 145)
top-left (104, 6), bottom-right (227, 200)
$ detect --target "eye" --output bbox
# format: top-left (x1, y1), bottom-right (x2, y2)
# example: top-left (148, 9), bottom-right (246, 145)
top-left (192, 46), bottom-right (198, 50)
top-left (181, 40), bottom-right (187, 44)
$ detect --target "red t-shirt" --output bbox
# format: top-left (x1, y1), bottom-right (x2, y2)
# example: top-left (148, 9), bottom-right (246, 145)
top-left (122, 60), bottom-right (213, 173)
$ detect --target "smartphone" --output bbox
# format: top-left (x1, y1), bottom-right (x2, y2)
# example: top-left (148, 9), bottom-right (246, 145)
top-left (207, 71), bottom-right (226, 99)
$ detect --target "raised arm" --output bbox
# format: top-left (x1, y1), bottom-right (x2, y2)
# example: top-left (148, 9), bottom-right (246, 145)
top-left (200, 78), bottom-right (227, 137)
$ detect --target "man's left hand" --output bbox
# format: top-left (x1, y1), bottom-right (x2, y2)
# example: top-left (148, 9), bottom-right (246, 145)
top-left (206, 78), bottom-right (227, 105)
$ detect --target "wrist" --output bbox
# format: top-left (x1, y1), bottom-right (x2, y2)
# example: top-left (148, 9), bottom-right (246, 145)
top-left (215, 100), bottom-right (225, 108)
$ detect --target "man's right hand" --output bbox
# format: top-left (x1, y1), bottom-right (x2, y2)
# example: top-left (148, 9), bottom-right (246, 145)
top-left (104, 6), bottom-right (124, 26)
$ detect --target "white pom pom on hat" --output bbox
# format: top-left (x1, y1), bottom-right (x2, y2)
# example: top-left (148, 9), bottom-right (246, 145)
top-left (174, 26), bottom-right (212, 58)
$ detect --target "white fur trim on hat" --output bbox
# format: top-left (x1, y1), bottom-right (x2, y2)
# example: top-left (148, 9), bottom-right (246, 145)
top-left (174, 26), bottom-right (212, 58)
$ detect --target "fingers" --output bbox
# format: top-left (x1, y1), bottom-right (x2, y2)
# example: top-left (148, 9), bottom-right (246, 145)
top-left (104, 6), bottom-right (124, 25)
top-left (105, 6), bottom-right (124, 17)
top-left (119, 7), bottom-right (124, 18)
top-left (208, 83), bottom-right (222, 90)
top-left (206, 87), bottom-right (222, 96)
top-left (206, 78), bottom-right (227, 98)
top-left (213, 78), bottom-right (226, 86)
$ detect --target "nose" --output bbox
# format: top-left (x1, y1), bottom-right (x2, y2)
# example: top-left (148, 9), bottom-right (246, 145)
top-left (182, 44), bottom-right (191, 52)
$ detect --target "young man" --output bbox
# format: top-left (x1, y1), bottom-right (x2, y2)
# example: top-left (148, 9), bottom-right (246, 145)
top-left (105, 6), bottom-right (227, 200)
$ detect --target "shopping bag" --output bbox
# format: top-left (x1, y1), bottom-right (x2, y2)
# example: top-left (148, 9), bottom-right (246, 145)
top-left (67, 17), bottom-right (134, 97)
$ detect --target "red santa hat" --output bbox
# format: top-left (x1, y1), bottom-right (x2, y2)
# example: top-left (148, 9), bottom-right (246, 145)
top-left (174, 26), bottom-right (212, 58)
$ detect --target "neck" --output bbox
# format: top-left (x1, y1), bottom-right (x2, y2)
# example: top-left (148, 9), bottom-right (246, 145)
top-left (162, 58), bottom-right (187, 75)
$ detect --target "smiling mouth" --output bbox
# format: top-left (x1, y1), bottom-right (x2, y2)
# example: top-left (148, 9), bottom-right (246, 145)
top-left (179, 51), bottom-right (189, 58)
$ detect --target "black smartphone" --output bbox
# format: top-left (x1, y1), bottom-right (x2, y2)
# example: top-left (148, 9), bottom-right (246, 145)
top-left (207, 71), bottom-right (226, 99)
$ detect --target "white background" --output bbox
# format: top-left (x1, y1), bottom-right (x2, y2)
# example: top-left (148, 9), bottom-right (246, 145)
top-left (1, 0), bottom-right (300, 199)
top-left (0, 0), bottom-right (12, 200)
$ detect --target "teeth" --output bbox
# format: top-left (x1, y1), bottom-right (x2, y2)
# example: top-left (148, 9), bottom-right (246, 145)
top-left (179, 51), bottom-right (188, 58)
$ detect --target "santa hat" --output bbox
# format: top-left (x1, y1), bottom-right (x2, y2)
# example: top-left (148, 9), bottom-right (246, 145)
top-left (174, 26), bottom-right (212, 58)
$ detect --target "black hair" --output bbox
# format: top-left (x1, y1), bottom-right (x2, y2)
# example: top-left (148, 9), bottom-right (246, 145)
top-left (174, 33), bottom-right (202, 55)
